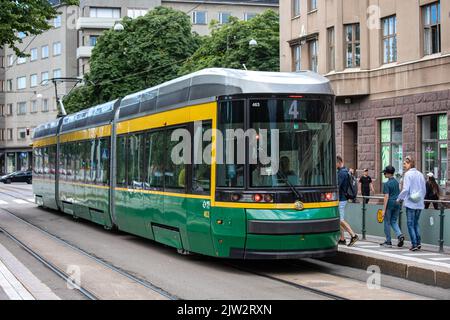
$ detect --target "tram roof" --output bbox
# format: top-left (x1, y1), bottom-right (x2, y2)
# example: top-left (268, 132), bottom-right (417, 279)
top-left (33, 68), bottom-right (333, 139)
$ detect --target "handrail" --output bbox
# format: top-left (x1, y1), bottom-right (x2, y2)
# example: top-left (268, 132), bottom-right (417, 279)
top-left (350, 195), bottom-right (447, 252)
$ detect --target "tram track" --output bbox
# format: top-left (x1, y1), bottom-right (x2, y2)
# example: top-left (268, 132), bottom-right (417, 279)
top-left (225, 262), bottom-right (349, 300)
top-left (0, 189), bottom-right (178, 300)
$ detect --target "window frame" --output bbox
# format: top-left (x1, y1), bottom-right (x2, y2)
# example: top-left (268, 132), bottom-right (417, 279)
top-left (382, 15), bottom-right (397, 64)
top-left (309, 38), bottom-right (318, 72)
top-left (327, 27), bottom-right (335, 71)
top-left (345, 23), bottom-right (361, 68)
top-left (292, 44), bottom-right (301, 72)
top-left (292, 0), bottom-right (300, 18)
top-left (193, 11), bottom-right (207, 25)
top-left (422, 1), bottom-right (441, 56)
top-left (380, 118), bottom-right (403, 183)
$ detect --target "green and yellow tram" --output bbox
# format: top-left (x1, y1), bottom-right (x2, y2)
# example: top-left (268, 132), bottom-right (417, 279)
top-left (32, 68), bottom-right (340, 259)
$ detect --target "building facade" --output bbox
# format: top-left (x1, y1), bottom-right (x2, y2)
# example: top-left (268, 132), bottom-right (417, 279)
top-left (280, 0), bottom-right (450, 194)
top-left (0, 4), bottom-right (78, 175)
top-left (77, 0), bottom-right (279, 75)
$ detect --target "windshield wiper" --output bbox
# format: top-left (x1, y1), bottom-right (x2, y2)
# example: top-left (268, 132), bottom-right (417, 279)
top-left (277, 172), bottom-right (301, 200)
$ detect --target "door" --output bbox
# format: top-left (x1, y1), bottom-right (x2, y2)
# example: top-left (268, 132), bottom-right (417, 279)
top-left (343, 122), bottom-right (358, 170)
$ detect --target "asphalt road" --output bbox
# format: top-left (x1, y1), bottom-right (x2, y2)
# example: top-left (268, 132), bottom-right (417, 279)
top-left (0, 183), bottom-right (448, 300)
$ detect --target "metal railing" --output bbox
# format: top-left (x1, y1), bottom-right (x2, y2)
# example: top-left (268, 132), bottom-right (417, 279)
top-left (358, 195), bottom-right (449, 253)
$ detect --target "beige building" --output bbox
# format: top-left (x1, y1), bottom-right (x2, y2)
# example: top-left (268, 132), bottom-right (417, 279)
top-left (281, 0), bottom-right (450, 193)
top-left (77, 0), bottom-right (279, 75)
top-left (1, 5), bottom-right (78, 174)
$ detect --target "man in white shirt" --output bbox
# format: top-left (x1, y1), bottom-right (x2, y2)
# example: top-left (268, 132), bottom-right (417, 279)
top-left (397, 156), bottom-right (426, 251)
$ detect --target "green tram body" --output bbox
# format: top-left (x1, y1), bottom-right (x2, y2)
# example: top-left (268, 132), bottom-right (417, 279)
top-left (32, 68), bottom-right (340, 259)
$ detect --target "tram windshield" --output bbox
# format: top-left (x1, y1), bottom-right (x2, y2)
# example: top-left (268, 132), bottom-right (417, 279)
top-left (216, 97), bottom-right (334, 188)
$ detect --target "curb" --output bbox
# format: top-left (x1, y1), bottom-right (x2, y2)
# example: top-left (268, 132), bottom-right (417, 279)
top-left (321, 251), bottom-right (450, 289)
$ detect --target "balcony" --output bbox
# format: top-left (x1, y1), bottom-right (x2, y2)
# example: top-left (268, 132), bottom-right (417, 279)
top-left (76, 17), bottom-right (119, 30)
top-left (76, 46), bottom-right (93, 59)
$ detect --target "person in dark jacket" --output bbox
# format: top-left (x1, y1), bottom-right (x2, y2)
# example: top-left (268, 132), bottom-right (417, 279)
top-left (336, 156), bottom-right (359, 247)
top-left (425, 173), bottom-right (440, 210)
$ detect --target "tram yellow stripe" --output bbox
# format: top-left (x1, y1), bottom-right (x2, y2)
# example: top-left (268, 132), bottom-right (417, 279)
top-left (59, 125), bottom-right (111, 143)
top-left (33, 136), bottom-right (57, 147)
top-left (117, 102), bottom-right (217, 135)
top-left (213, 201), bottom-right (339, 209)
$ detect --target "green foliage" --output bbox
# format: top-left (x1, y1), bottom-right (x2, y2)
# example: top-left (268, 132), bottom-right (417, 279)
top-left (0, 0), bottom-right (79, 57)
top-left (179, 10), bottom-right (279, 75)
top-left (64, 6), bottom-right (201, 114)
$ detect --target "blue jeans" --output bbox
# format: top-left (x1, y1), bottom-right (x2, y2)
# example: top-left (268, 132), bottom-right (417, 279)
top-left (406, 208), bottom-right (422, 247)
top-left (384, 206), bottom-right (402, 243)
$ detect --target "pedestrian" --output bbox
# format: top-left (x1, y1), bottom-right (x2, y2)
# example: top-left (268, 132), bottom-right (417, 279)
top-left (425, 173), bottom-right (440, 210)
top-left (336, 156), bottom-right (359, 247)
top-left (359, 169), bottom-right (374, 204)
top-left (348, 168), bottom-right (358, 203)
top-left (397, 156), bottom-right (426, 251)
top-left (380, 165), bottom-right (405, 248)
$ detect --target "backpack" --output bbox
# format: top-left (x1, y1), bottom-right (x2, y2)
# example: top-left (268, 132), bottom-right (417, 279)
top-left (345, 172), bottom-right (357, 200)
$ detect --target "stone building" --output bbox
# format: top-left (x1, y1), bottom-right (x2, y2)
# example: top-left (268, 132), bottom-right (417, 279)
top-left (280, 0), bottom-right (450, 193)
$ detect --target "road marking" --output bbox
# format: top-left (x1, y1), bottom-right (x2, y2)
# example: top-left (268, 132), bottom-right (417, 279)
top-left (0, 260), bottom-right (35, 300)
top-left (13, 199), bottom-right (28, 204)
top-left (381, 249), bottom-right (409, 252)
top-left (342, 246), bottom-right (450, 269)
top-left (0, 200), bottom-right (8, 205)
top-left (359, 245), bottom-right (381, 248)
top-left (429, 258), bottom-right (450, 261)
top-left (403, 253), bottom-right (442, 257)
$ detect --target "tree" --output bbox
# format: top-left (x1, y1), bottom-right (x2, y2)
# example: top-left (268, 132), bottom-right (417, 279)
top-left (64, 6), bottom-right (201, 114)
top-left (0, 0), bottom-right (79, 57)
top-left (179, 10), bottom-right (279, 75)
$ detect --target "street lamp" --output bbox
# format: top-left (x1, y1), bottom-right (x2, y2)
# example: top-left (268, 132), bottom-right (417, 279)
top-left (114, 22), bottom-right (124, 31)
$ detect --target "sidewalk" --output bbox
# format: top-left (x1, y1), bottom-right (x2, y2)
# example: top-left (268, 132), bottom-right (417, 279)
top-left (323, 235), bottom-right (450, 289)
top-left (0, 241), bottom-right (60, 300)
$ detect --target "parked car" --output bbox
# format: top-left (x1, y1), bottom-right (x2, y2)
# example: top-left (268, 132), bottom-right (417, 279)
top-left (0, 171), bottom-right (32, 184)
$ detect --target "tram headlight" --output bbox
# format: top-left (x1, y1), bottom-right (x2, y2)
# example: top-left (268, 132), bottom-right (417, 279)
top-left (263, 194), bottom-right (273, 203)
top-left (321, 192), bottom-right (337, 201)
top-left (231, 193), bottom-right (241, 201)
top-left (253, 194), bottom-right (263, 202)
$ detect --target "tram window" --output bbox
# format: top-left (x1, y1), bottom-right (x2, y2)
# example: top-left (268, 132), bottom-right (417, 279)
top-left (97, 138), bottom-right (110, 185)
top-left (87, 139), bottom-right (96, 184)
top-left (59, 144), bottom-right (66, 179)
top-left (146, 130), bottom-right (165, 189)
top-left (116, 135), bottom-right (127, 187)
top-left (48, 146), bottom-right (56, 180)
top-left (127, 133), bottom-right (144, 188)
top-left (217, 100), bottom-right (245, 188)
top-left (192, 121), bottom-right (211, 194)
top-left (76, 141), bottom-right (86, 183)
top-left (66, 143), bottom-right (74, 181)
top-left (165, 127), bottom-right (186, 191)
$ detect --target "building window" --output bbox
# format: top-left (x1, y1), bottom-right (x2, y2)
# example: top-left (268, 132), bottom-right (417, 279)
top-left (345, 23), bottom-right (360, 68)
top-left (31, 100), bottom-right (38, 113)
top-left (18, 32), bottom-right (26, 39)
top-left (17, 56), bottom-right (26, 64)
top-left (219, 12), bottom-right (231, 24)
top-left (7, 55), bottom-right (14, 66)
top-left (382, 15), bottom-right (397, 64)
top-left (53, 69), bottom-right (61, 79)
top-left (41, 72), bottom-right (49, 85)
top-left (327, 27), bottom-right (335, 71)
top-left (193, 11), bottom-right (207, 25)
top-left (17, 77), bottom-right (26, 90)
top-left (423, 1), bottom-right (441, 55)
top-left (30, 74), bottom-right (38, 87)
top-left (292, 0), bottom-right (300, 17)
top-left (309, 0), bottom-right (318, 11)
top-left (42, 45), bottom-right (49, 59)
top-left (30, 48), bottom-right (38, 61)
top-left (292, 45), bottom-right (301, 72)
top-left (244, 13), bottom-right (257, 21)
top-left (7, 104), bottom-right (13, 116)
top-left (6, 79), bottom-right (13, 91)
top-left (7, 129), bottom-right (13, 140)
top-left (422, 114), bottom-right (447, 186)
top-left (17, 102), bottom-right (27, 115)
top-left (53, 42), bottom-right (62, 56)
top-left (90, 7), bottom-right (121, 19)
top-left (54, 15), bottom-right (62, 28)
top-left (89, 36), bottom-right (99, 46)
top-left (0, 105), bottom-right (4, 117)
top-left (381, 118), bottom-right (403, 182)
top-left (127, 8), bottom-right (148, 19)
top-left (309, 39), bottom-right (318, 72)
top-left (42, 99), bottom-right (49, 112)
top-left (18, 128), bottom-right (27, 140)
top-left (0, 56), bottom-right (3, 68)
